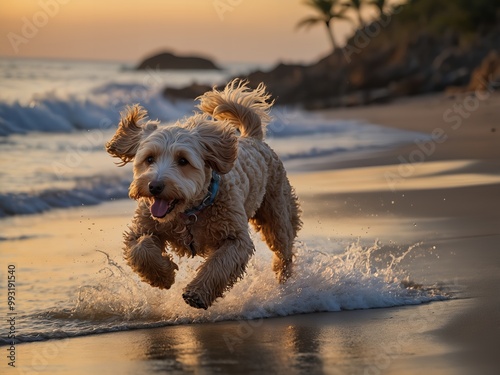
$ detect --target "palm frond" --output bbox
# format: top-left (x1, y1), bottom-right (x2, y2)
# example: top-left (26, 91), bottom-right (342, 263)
top-left (297, 0), bottom-right (350, 51)
top-left (296, 16), bottom-right (325, 30)
top-left (367, 0), bottom-right (386, 13)
top-left (344, 0), bottom-right (364, 10)
top-left (303, 0), bottom-right (335, 15)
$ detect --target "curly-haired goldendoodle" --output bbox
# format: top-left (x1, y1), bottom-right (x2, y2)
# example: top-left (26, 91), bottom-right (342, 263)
top-left (106, 80), bottom-right (301, 309)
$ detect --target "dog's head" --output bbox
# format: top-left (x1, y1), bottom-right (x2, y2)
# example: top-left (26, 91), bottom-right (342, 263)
top-left (106, 105), bottom-right (237, 222)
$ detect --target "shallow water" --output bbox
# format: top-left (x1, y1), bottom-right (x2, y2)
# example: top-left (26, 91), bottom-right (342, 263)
top-left (0, 201), bottom-right (448, 346)
top-left (0, 57), bottom-right (447, 347)
top-left (0, 57), bottom-right (429, 218)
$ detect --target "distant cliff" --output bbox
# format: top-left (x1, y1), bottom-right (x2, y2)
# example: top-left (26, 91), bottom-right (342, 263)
top-left (239, 0), bottom-right (500, 108)
top-left (137, 51), bottom-right (220, 70)
top-left (162, 0), bottom-right (500, 108)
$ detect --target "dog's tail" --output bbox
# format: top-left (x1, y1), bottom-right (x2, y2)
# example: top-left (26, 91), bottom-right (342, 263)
top-left (197, 79), bottom-right (273, 140)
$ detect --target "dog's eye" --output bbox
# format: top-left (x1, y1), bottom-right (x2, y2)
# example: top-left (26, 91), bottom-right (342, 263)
top-left (145, 156), bottom-right (154, 165)
top-left (178, 157), bottom-right (189, 166)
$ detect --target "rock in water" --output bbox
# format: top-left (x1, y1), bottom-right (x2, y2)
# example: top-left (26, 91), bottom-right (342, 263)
top-left (137, 51), bottom-right (220, 70)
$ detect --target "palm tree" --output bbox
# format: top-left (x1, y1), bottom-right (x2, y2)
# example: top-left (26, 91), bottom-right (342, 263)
top-left (344, 0), bottom-right (366, 29)
top-left (297, 0), bottom-right (349, 52)
top-left (368, 0), bottom-right (387, 17)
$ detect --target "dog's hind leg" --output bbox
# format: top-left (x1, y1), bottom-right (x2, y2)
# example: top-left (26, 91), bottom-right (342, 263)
top-left (251, 171), bottom-right (301, 283)
top-left (182, 229), bottom-right (254, 309)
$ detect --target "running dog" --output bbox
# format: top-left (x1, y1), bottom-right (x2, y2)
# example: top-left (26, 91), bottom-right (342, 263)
top-left (106, 79), bottom-right (301, 309)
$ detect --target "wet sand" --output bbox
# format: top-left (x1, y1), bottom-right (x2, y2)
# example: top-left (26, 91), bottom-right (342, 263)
top-left (4, 92), bottom-right (500, 374)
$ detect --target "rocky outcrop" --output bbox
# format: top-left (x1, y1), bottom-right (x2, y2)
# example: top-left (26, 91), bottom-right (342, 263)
top-left (163, 83), bottom-right (213, 101)
top-left (160, 4), bottom-right (500, 107)
top-left (238, 26), bottom-right (500, 108)
top-left (137, 51), bottom-right (220, 70)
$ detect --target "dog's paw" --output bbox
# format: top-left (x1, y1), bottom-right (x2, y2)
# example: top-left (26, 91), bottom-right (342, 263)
top-left (182, 290), bottom-right (209, 310)
top-left (144, 272), bottom-right (176, 290)
top-left (125, 235), bottom-right (178, 290)
top-left (131, 257), bottom-right (178, 290)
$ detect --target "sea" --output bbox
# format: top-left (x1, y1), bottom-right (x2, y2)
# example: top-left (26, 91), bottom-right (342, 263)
top-left (0, 57), bottom-right (446, 345)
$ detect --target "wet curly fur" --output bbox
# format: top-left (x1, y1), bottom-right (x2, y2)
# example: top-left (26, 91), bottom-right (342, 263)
top-left (106, 79), bottom-right (301, 309)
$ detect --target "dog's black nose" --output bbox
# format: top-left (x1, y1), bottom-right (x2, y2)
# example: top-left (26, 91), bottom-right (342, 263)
top-left (148, 181), bottom-right (164, 196)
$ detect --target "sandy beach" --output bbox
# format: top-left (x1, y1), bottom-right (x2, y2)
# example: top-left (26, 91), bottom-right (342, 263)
top-left (2, 92), bottom-right (499, 375)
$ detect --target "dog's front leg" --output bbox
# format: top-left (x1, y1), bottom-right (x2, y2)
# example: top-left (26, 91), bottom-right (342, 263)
top-left (123, 229), bottom-right (178, 289)
top-left (182, 232), bottom-right (254, 309)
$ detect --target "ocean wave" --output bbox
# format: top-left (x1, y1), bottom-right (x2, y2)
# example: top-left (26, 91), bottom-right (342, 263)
top-left (0, 87), bottom-right (193, 137)
top-left (267, 111), bottom-right (362, 138)
top-left (0, 88), bottom-right (428, 143)
top-left (0, 95), bottom-right (117, 136)
top-left (0, 240), bottom-right (449, 345)
top-left (0, 234), bottom-right (42, 242)
top-left (0, 174), bottom-right (131, 217)
top-left (280, 145), bottom-right (372, 161)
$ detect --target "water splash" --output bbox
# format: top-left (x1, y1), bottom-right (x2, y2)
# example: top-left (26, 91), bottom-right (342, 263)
top-left (3, 239), bottom-right (448, 344)
top-left (73, 241), bottom-right (447, 320)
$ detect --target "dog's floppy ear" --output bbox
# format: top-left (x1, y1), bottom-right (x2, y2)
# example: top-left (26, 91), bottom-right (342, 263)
top-left (105, 105), bottom-right (157, 166)
top-left (195, 121), bottom-right (238, 174)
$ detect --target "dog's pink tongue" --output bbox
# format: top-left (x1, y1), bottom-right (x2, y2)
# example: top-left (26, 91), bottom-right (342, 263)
top-left (150, 198), bottom-right (171, 218)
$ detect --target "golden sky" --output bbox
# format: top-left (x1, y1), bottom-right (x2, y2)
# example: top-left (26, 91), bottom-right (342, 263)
top-left (0, 0), bottom-right (386, 64)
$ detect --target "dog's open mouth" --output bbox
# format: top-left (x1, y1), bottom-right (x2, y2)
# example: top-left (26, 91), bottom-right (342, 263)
top-left (150, 198), bottom-right (179, 218)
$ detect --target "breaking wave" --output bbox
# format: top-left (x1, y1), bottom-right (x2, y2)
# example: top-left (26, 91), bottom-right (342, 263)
top-left (0, 240), bottom-right (449, 345)
top-left (0, 174), bottom-right (131, 217)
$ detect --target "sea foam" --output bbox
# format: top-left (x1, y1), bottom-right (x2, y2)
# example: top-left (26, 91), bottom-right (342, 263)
top-left (2, 239), bottom-right (447, 344)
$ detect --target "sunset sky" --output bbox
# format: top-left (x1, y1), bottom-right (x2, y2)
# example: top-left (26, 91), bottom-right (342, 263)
top-left (0, 0), bottom-right (392, 65)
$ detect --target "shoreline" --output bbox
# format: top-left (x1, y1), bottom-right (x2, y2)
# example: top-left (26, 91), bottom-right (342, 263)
top-left (315, 92), bottom-right (500, 167)
top-left (301, 91), bottom-right (500, 374)
top-left (1, 92), bottom-right (499, 374)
